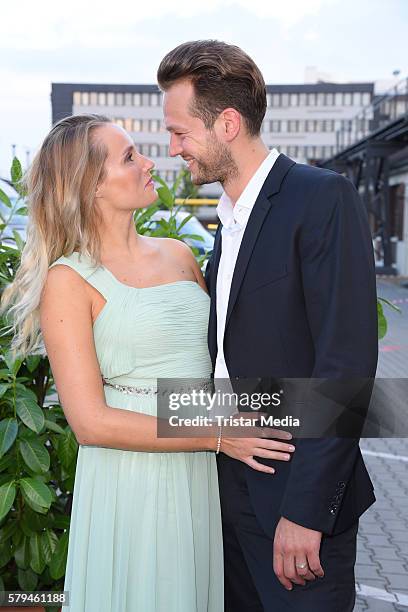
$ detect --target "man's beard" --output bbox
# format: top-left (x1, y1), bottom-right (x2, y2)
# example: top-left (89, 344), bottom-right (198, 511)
top-left (189, 134), bottom-right (238, 186)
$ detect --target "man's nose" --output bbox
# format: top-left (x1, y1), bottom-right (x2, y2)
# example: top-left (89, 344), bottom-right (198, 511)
top-left (169, 135), bottom-right (182, 158)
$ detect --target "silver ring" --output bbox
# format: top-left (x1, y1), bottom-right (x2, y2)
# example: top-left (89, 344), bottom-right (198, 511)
top-left (296, 562), bottom-right (308, 570)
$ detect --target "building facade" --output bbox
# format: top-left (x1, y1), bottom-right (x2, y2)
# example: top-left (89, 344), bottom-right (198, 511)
top-left (51, 81), bottom-right (374, 195)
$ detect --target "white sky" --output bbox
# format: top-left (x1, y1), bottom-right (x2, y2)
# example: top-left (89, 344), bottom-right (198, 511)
top-left (1, 0), bottom-right (407, 175)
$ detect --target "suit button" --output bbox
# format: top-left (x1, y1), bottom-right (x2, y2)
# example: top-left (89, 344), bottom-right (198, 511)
top-left (338, 481), bottom-right (346, 489)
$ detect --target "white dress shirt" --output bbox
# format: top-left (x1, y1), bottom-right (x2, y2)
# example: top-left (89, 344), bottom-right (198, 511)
top-left (214, 149), bottom-right (280, 379)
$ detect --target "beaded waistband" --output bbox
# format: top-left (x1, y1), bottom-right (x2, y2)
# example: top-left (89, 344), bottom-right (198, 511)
top-left (102, 377), bottom-right (213, 396)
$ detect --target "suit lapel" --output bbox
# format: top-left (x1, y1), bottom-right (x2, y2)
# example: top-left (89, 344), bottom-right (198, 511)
top-left (224, 154), bottom-right (296, 330)
top-left (208, 225), bottom-right (222, 364)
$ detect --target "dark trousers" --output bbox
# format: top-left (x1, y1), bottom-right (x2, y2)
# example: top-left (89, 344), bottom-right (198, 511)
top-left (218, 454), bottom-right (358, 612)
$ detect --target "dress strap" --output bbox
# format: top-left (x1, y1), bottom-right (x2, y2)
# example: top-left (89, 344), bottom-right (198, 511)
top-left (49, 252), bottom-right (116, 300)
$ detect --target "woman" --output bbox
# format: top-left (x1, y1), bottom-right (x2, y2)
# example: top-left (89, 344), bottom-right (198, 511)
top-left (2, 114), bottom-right (295, 612)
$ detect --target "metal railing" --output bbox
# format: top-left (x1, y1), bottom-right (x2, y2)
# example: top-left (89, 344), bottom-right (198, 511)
top-left (334, 77), bottom-right (408, 154)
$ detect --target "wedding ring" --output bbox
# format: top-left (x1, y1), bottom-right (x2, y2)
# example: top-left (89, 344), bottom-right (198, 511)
top-left (296, 562), bottom-right (308, 570)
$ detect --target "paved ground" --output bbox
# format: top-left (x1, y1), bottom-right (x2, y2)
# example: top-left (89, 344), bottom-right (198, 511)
top-left (354, 279), bottom-right (408, 611)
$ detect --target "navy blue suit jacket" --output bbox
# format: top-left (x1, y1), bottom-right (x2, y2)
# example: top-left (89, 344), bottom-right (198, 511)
top-left (206, 154), bottom-right (378, 536)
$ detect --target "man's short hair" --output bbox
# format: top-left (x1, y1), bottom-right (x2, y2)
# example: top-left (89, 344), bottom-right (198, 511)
top-left (157, 40), bottom-right (267, 137)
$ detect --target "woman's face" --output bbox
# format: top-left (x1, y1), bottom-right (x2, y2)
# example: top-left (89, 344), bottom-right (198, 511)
top-left (94, 123), bottom-right (157, 213)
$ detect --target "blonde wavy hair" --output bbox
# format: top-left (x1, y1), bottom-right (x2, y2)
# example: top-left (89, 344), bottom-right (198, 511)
top-left (1, 113), bottom-right (111, 356)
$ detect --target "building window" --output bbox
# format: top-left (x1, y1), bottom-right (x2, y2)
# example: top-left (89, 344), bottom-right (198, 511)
top-left (335, 92), bottom-right (343, 106)
top-left (316, 120), bottom-right (325, 132)
top-left (142, 119), bottom-right (149, 131)
top-left (288, 145), bottom-right (298, 157)
top-left (299, 93), bottom-right (307, 106)
top-left (272, 93), bottom-right (280, 107)
top-left (114, 118), bottom-right (124, 127)
top-left (89, 92), bottom-right (97, 105)
top-left (124, 93), bottom-right (132, 106)
top-left (298, 119), bottom-right (306, 132)
top-left (317, 93), bottom-right (325, 106)
top-left (271, 120), bottom-right (280, 132)
top-left (133, 93), bottom-right (141, 106)
top-left (279, 145), bottom-right (288, 155)
top-left (133, 119), bottom-right (141, 131)
top-left (98, 92), bottom-right (106, 105)
top-left (325, 119), bottom-right (334, 131)
top-left (142, 93), bottom-right (150, 106)
top-left (266, 94), bottom-right (273, 107)
top-left (124, 118), bottom-right (133, 131)
top-left (159, 145), bottom-right (168, 157)
top-left (116, 93), bottom-right (124, 106)
top-left (344, 92), bottom-right (352, 105)
top-left (150, 144), bottom-right (159, 156)
top-left (150, 93), bottom-right (160, 106)
top-left (280, 120), bottom-right (288, 132)
top-left (308, 93), bottom-right (316, 106)
top-left (362, 92), bottom-right (371, 106)
top-left (107, 92), bottom-right (115, 106)
top-left (326, 93), bottom-right (334, 105)
top-left (281, 93), bottom-right (289, 107)
top-left (288, 120), bottom-right (298, 132)
top-left (290, 93), bottom-right (298, 106)
top-left (306, 119), bottom-right (315, 132)
top-left (141, 144), bottom-right (150, 156)
top-left (150, 119), bottom-right (160, 132)
top-left (81, 92), bottom-right (89, 105)
top-left (73, 92), bottom-right (81, 105)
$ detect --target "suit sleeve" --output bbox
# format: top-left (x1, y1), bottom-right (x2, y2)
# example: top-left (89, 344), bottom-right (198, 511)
top-left (278, 173), bottom-right (378, 535)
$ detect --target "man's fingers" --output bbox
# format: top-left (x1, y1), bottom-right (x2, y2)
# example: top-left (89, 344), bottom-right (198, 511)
top-left (283, 554), bottom-right (306, 586)
top-left (261, 427), bottom-right (293, 440)
top-left (245, 457), bottom-right (275, 474)
top-left (252, 447), bottom-right (292, 462)
top-left (307, 550), bottom-right (324, 578)
top-left (273, 552), bottom-right (293, 591)
top-left (295, 558), bottom-right (316, 581)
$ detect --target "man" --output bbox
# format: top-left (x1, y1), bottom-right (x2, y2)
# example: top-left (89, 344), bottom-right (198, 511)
top-left (158, 40), bottom-right (378, 611)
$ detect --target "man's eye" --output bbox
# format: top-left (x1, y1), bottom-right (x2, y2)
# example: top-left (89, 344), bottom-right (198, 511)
top-left (126, 152), bottom-right (134, 161)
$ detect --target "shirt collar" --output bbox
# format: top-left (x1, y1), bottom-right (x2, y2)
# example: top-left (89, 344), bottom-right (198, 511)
top-left (217, 148), bottom-right (280, 229)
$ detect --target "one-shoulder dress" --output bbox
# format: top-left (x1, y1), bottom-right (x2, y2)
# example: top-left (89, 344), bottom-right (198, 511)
top-left (49, 251), bottom-right (223, 612)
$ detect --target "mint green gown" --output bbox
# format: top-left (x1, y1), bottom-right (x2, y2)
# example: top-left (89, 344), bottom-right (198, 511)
top-left (49, 252), bottom-right (223, 612)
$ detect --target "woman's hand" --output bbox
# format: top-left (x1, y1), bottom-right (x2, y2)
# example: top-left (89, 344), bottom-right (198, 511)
top-left (219, 417), bottom-right (295, 473)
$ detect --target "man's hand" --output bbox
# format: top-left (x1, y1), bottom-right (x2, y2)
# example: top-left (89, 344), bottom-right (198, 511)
top-left (273, 517), bottom-right (324, 590)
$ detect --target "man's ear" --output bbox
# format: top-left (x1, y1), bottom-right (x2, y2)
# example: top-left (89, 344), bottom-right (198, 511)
top-left (218, 108), bottom-right (241, 142)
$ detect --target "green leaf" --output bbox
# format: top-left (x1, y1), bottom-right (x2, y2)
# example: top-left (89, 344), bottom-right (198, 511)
top-left (0, 539), bottom-right (12, 568)
top-left (44, 419), bottom-right (65, 434)
top-left (41, 529), bottom-right (59, 564)
top-left (0, 382), bottom-right (9, 397)
top-left (0, 519), bottom-right (18, 543)
top-left (20, 506), bottom-right (48, 536)
top-left (11, 157), bottom-right (23, 184)
top-left (49, 513), bottom-right (70, 530)
top-left (17, 567), bottom-right (38, 591)
top-left (12, 229), bottom-right (25, 251)
top-left (14, 535), bottom-right (30, 569)
top-left (0, 481), bottom-right (17, 522)
top-left (157, 184), bottom-right (175, 208)
top-left (0, 418), bottom-right (18, 457)
top-left (49, 531), bottom-right (69, 580)
top-left (377, 300), bottom-right (387, 340)
top-left (0, 187), bottom-right (12, 207)
top-left (19, 438), bottom-right (50, 473)
top-left (16, 396), bottom-right (45, 432)
top-left (25, 354), bottom-right (42, 373)
top-left (0, 452), bottom-right (14, 472)
top-left (0, 573), bottom-right (4, 591)
top-left (29, 532), bottom-right (46, 574)
top-left (57, 430), bottom-right (78, 468)
top-left (378, 296), bottom-right (402, 313)
top-left (16, 206), bottom-right (28, 215)
top-left (19, 477), bottom-right (53, 512)
top-left (3, 350), bottom-right (23, 376)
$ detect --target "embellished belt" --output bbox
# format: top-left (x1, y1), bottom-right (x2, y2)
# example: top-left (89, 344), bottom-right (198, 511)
top-left (102, 378), bottom-right (157, 395)
top-left (102, 377), bottom-right (213, 396)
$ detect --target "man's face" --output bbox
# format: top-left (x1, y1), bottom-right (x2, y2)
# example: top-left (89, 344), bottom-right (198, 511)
top-left (163, 80), bottom-right (236, 185)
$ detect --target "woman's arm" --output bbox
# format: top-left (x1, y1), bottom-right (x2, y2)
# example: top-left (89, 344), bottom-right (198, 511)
top-left (40, 266), bottom-right (294, 469)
